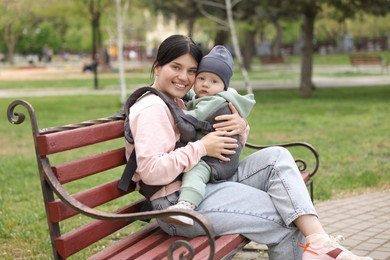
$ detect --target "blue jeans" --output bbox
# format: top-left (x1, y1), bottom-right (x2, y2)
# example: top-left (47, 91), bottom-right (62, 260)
top-left (151, 147), bottom-right (317, 259)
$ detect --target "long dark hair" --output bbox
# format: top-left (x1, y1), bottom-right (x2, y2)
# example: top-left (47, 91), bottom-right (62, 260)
top-left (151, 35), bottom-right (203, 76)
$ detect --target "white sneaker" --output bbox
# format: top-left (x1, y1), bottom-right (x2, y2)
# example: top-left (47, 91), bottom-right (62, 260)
top-left (161, 201), bottom-right (196, 226)
top-left (301, 234), bottom-right (373, 260)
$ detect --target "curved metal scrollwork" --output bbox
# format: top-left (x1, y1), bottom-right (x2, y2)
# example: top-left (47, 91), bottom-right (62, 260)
top-left (7, 99), bottom-right (126, 135)
top-left (168, 240), bottom-right (195, 260)
top-left (245, 142), bottom-right (319, 178)
top-left (40, 112), bottom-right (125, 134)
top-left (7, 99), bottom-right (40, 136)
top-left (295, 159), bottom-right (307, 172)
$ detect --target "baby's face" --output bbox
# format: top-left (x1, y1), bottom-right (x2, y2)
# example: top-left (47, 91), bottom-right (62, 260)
top-left (194, 72), bottom-right (225, 98)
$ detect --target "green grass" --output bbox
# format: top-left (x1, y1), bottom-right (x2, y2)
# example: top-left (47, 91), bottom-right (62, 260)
top-left (1, 86), bottom-right (389, 258)
top-left (244, 87), bottom-right (390, 199)
top-left (287, 50), bottom-right (390, 65)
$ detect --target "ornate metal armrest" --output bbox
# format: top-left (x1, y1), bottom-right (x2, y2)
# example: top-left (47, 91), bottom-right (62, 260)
top-left (245, 142), bottom-right (319, 178)
top-left (41, 158), bottom-right (216, 259)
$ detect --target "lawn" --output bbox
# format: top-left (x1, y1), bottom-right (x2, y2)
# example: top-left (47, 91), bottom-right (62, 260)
top-left (0, 86), bottom-right (389, 258)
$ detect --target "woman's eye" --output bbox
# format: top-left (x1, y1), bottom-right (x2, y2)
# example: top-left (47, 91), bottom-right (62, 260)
top-left (188, 70), bottom-right (196, 75)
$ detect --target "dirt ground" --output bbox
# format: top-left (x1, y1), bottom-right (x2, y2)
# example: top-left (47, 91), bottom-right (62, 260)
top-left (0, 66), bottom-right (113, 80)
top-left (0, 60), bottom-right (152, 80)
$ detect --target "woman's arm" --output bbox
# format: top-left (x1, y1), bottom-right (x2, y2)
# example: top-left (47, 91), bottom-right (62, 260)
top-left (130, 95), bottom-right (240, 184)
top-left (130, 96), bottom-right (206, 185)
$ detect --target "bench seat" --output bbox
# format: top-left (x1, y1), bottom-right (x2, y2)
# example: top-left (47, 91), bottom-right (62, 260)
top-left (350, 54), bottom-right (388, 72)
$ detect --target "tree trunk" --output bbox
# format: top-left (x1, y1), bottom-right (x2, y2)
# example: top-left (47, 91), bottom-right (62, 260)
top-left (4, 23), bottom-right (18, 65)
top-left (243, 29), bottom-right (256, 70)
top-left (90, 0), bottom-right (99, 89)
top-left (225, 0), bottom-right (252, 94)
top-left (116, 0), bottom-right (128, 104)
top-left (271, 19), bottom-right (283, 57)
top-left (214, 30), bottom-right (229, 46)
top-left (187, 17), bottom-right (195, 37)
top-left (5, 38), bottom-right (16, 64)
top-left (299, 9), bottom-right (316, 98)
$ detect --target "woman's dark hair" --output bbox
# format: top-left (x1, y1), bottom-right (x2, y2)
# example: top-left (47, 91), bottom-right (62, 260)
top-left (151, 35), bottom-right (203, 76)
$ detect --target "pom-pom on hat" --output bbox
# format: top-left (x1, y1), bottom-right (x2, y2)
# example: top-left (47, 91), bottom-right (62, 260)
top-left (197, 45), bottom-right (233, 90)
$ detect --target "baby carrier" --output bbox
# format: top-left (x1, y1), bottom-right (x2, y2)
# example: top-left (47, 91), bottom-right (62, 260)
top-left (117, 86), bottom-right (242, 199)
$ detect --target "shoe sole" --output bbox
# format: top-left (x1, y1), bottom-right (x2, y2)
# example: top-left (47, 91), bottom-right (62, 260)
top-left (160, 215), bottom-right (194, 226)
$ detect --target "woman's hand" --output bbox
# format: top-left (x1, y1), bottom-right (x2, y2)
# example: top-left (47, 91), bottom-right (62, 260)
top-left (213, 102), bottom-right (247, 136)
top-left (174, 98), bottom-right (187, 109)
top-left (200, 131), bottom-right (238, 161)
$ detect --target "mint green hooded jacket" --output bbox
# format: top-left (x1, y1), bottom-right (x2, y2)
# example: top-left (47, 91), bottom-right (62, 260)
top-left (178, 88), bottom-right (256, 206)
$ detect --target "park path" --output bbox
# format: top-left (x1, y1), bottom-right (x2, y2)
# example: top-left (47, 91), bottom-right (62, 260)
top-left (233, 190), bottom-right (390, 260)
top-left (1, 63), bottom-right (390, 98)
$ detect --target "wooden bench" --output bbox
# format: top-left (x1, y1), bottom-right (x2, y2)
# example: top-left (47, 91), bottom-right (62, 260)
top-left (259, 55), bottom-right (285, 65)
top-left (349, 54), bottom-right (388, 72)
top-left (7, 99), bottom-right (319, 259)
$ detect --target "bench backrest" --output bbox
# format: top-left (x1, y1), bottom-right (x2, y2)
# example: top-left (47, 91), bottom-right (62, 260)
top-left (350, 54), bottom-right (383, 65)
top-left (260, 55), bottom-right (285, 64)
top-left (14, 105), bottom-right (150, 259)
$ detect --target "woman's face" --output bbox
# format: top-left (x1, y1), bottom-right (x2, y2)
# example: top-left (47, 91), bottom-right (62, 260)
top-left (153, 54), bottom-right (198, 99)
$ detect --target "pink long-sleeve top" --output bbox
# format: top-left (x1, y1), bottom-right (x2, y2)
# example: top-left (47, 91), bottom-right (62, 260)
top-left (126, 91), bottom-right (249, 201)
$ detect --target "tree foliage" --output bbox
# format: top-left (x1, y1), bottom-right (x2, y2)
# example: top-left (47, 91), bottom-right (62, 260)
top-left (146, 0), bottom-right (203, 36)
top-left (0, 0), bottom-right (37, 63)
top-left (17, 22), bottom-right (62, 55)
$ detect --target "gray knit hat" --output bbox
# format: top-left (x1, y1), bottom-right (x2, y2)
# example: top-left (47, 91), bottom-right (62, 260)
top-left (197, 45), bottom-right (233, 90)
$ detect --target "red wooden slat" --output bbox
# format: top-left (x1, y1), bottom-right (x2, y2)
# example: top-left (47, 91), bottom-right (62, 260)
top-left (47, 180), bottom-right (135, 222)
top-left (132, 236), bottom-right (183, 260)
top-left (194, 234), bottom-right (248, 260)
top-left (90, 229), bottom-right (247, 260)
top-left (52, 147), bottom-right (126, 184)
top-left (88, 222), bottom-right (161, 260)
top-left (55, 202), bottom-right (144, 259)
top-left (158, 236), bottom-right (211, 260)
top-left (108, 229), bottom-right (168, 260)
top-left (37, 120), bottom-right (124, 155)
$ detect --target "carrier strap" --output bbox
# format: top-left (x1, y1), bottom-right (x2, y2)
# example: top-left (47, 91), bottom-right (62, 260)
top-left (118, 86), bottom-right (213, 197)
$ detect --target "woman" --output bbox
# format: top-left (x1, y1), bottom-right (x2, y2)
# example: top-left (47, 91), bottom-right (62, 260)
top-left (125, 34), bottom-right (372, 260)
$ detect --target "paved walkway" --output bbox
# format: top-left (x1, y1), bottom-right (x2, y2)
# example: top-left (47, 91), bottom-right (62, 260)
top-left (2, 74), bottom-right (390, 98)
top-left (233, 190), bottom-right (390, 260)
top-left (1, 63), bottom-right (390, 98)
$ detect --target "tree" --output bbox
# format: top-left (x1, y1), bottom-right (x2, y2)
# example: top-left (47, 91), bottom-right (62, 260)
top-left (198, 0), bottom-right (253, 94)
top-left (69, 0), bottom-right (114, 88)
top-left (0, 0), bottom-right (36, 64)
top-left (231, 0), bottom-right (262, 70)
top-left (146, 0), bottom-right (203, 36)
top-left (17, 21), bottom-right (62, 56)
top-left (115, 0), bottom-right (129, 104)
top-left (293, 0), bottom-right (390, 97)
top-left (298, 1), bottom-right (320, 98)
top-left (245, 0), bottom-right (291, 57)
